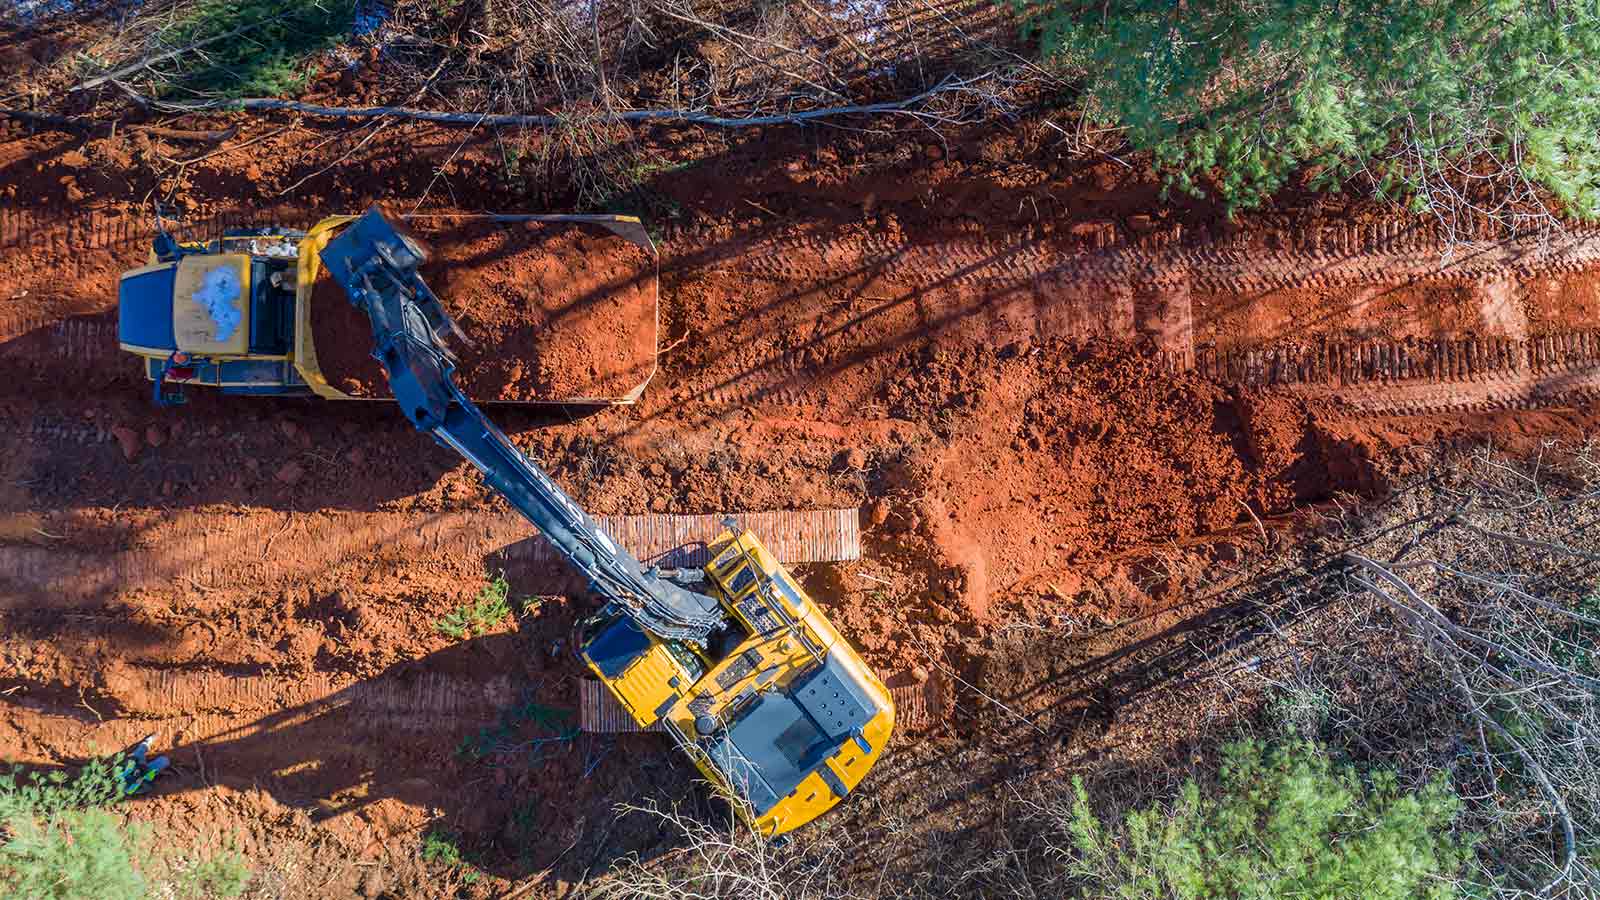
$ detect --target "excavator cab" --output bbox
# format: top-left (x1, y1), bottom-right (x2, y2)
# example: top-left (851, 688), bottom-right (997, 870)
top-left (579, 524), bottom-right (894, 837)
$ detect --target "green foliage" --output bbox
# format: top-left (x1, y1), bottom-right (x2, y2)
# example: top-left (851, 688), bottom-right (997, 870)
top-left (0, 758), bottom-right (123, 822)
top-left (434, 574), bottom-right (514, 639)
top-left (421, 828), bottom-right (464, 867)
top-left (1, 760), bottom-right (249, 899)
top-left (0, 759), bottom-right (143, 900)
top-left (1, 806), bottom-right (148, 900)
top-left (162, 0), bottom-right (358, 98)
top-left (421, 828), bottom-right (481, 883)
top-left (1551, 593), bottom-right (1600, 675)
top-left (1061, 738), bottom-right (1475, 899)
top-left (1018, 0), bottom-right (1600, 218)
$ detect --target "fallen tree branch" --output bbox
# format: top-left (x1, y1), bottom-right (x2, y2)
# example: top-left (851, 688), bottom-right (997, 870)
top-left (134, 77), bottom-right (983, 128)
top-left (1345, 561), bottom-right (1580, 894)
top-left (1347, 553), bottom-right (1600, 693)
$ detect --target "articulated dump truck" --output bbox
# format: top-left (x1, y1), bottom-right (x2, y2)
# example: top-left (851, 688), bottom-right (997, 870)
top-left (116, 212), bottom-right (660, 405)
top-left (115, 207), bottom-right (893, 837)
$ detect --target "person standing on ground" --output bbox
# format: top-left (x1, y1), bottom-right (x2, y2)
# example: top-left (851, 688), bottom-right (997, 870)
top-left (116, 734), bottom-right (170, 797)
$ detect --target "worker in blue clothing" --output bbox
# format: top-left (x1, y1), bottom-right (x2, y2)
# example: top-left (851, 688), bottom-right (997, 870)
top-left (116, 734), bottom-right (170, 797)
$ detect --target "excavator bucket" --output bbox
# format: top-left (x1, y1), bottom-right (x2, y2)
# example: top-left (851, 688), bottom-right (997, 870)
top-left (319, 208), bottom-right (464, 429)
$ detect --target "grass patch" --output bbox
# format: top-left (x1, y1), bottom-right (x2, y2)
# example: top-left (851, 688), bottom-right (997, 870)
top-left (421, 828), bottom-right (480, 884)
top-left (420, 828), bottom-right (464, 867)
top-left (434, 574), bottom-right (514, 640)
top-left (0, 758), bottom-right (249, 899)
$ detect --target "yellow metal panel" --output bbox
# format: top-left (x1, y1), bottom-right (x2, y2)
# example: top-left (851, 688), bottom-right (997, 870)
top-left (172, 255), bottom-right (250, 356)
top-left (605, 643), bottom-right (682, 727)
top-left (292, 215), bottom-right (359, 400)
top-left (753, 705), bottom-right (895, 837)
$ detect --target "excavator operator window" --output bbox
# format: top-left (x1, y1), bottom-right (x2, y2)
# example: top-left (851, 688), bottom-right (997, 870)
top-left (585, 616), bottom-right (652, 679)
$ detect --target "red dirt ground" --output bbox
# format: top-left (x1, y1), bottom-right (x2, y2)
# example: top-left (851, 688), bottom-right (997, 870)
top-left (310, 217), bottom-right (657, 402)
top-left (6, 99), bottom-right (1600, 895)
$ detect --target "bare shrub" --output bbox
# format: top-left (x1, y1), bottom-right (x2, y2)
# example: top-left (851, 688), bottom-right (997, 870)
top-left (592, 444), bottom-right (1600, 898)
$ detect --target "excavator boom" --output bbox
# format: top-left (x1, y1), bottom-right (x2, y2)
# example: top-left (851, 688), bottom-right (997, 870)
top-left (319, 208), bottom-right (725, 642)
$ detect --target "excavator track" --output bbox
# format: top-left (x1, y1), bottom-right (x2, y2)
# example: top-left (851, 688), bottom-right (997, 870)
top-left (0, 507), bottom-right (861, 605)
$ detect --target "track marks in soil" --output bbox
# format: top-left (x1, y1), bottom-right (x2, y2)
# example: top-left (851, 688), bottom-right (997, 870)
top-left (706, 222), bottom-right (1600, 297)
top-left (1194, 331), bottom-right (1600, 415)
top-left (10, 204), bottom-right (1600, 419)
top-left (104, 667), bottom-right (515, 728)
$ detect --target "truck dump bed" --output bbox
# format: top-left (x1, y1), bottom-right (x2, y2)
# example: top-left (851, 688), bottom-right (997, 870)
top-left (304, 216), bottom-right (658, 404)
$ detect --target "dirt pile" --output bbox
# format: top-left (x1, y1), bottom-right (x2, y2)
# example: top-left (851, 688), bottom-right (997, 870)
top-left (310, 218), bottom-right (656, 402)
top-left (811, 336), bottom-right (1421, 676)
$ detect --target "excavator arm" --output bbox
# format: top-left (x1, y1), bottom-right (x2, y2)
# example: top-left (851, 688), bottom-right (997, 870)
top-left (318, 208), bottom-right (727, 642)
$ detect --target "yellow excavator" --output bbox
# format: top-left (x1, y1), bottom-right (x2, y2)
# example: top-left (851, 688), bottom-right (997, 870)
top-left (115, 207), bottom-right (894, 837)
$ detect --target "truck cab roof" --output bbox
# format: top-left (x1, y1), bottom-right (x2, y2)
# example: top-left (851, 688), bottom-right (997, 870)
top-left (119, 253), bottom-right (295, 359)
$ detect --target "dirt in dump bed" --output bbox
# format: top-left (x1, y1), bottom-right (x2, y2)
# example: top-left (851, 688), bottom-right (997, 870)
top-left (309, 218), bottom-right (656, 401)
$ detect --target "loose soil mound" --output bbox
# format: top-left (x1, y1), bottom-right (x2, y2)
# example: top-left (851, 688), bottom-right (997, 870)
top-left (310, 219), bottom-right (656, 401)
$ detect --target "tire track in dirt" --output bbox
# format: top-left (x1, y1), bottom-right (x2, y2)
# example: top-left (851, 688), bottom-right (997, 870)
top-left (0, 507), bottom-right (861, 605)
top-left (698, 223), bottom-right (1600, 294)
top-left (670, 223), bottom-right (1600, 413)
top-left (5, 668), bottom-right (523, 765)
top-left (109, 668), bottom-right (517, 728)
top-left (7, 205), bottom-right (1597, 334)
top-left (8, 205), bottom-right (1600, 416)
top-left (1184, 331), bottom-right (1600, 415)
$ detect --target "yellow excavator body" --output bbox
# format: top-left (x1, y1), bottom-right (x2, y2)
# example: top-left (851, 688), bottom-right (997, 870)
top-left (581, 526), bottom-right (894, 837)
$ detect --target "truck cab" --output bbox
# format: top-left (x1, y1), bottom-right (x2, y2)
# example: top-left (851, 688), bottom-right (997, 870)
top-left (117, 230), bottom-right (315, 398)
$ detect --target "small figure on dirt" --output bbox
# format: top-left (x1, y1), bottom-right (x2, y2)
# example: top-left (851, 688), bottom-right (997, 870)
top-left (116, 733), bottom-right (171, 797)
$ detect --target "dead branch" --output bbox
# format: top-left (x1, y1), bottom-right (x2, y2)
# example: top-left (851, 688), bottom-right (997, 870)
top-left (1345, 558), bottom-right (1581, 893)
top-left (137, 75), bottom-right (989, 129)
top-left (0, 108), bottom-right (234, 141)
top-left (1347, 553), bottom-right (1600, 693)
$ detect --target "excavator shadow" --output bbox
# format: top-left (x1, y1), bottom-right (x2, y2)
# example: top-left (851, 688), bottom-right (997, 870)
top-left (0, 602), bottom-right (739, 889)
top-left (488, 538), bottom-right (711, 595)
